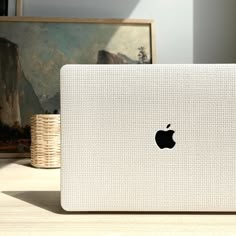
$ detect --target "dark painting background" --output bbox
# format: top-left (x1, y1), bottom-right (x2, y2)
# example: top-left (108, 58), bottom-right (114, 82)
top-left (0, 0), bottom-right (8, 16)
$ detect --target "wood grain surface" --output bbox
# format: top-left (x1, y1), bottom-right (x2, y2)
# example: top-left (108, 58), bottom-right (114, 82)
top-left (0, 158), bottom-right (235, 235)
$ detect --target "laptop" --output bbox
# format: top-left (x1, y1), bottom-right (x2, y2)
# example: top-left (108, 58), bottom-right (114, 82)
top-left (60, 64), bottom-right (236, 212)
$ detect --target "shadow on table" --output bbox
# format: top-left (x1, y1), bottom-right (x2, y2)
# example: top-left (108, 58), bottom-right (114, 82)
top-left (2, 191), bottom-right (68, 214)
top-left (3, 191), bottom-right (236, 215)
top-left (15, 159), bottom-right (60, 169)
top-left (0, 158), bottom-right (25, 170)
top-left (0, 158), bottom-right (32, 169)
top-left (15, 158), bottom-right (32, 168)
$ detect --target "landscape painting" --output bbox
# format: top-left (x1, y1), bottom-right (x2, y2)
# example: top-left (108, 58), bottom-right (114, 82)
top-left (0, 17), bottom-right (155, 156)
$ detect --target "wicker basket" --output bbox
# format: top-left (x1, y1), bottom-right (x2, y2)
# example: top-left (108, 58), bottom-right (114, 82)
top-left (31, 114), bottom-right (60, 168)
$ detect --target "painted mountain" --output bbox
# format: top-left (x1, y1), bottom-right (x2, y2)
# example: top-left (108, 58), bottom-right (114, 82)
top-left (0, 21), bottom-right (152, 153)
top-left (0, 38), bottom-right (21, 127)
top-left (0, 38), bottom-right (43, 153)
top-left (97, 50), bottom-right (137, 64)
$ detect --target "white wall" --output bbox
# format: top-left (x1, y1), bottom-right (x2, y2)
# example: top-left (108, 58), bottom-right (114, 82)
top-left (194, 0), bottom-right (236, 63)
top-left (8, 0), bottom-right (193, 64)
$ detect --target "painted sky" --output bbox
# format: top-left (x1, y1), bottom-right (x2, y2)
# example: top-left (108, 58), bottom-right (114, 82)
top-left (0, 22), bottom-right (151, 100)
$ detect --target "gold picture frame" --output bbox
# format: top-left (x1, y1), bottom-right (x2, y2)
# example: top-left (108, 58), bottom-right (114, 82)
top-left (0, 17), bottom-right (156, 158)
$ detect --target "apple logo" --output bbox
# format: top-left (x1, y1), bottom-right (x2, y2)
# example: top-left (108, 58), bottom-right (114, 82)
top-left (155, 124), bottom-right (176, 149)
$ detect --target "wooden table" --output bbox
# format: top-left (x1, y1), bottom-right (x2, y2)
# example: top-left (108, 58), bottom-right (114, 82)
top-left (1, 158), bottom-right (236, 235)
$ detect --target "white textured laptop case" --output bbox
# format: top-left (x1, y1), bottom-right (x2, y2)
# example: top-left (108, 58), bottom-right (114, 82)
top-left (60, 64), bottom-right (236, 212)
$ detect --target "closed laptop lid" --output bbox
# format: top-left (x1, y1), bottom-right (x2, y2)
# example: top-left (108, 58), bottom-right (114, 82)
top-left (60, 64), bottom-right (236, 212)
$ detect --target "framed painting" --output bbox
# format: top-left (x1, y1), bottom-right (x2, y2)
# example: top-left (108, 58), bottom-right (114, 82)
top-left (0, 17), bottom-right (156, 158)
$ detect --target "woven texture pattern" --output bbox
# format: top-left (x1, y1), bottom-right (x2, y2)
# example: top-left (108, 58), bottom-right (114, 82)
top-left (60, 64), bottom-right (236, 211)
top-left (31, 114), bottom-right (60, 168)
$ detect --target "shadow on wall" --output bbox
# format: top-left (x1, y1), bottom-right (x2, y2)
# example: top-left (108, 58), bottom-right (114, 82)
top-left (193, 0), bottom-right (236, 63)
top-left (22, 0), bottom-right (140, 18)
